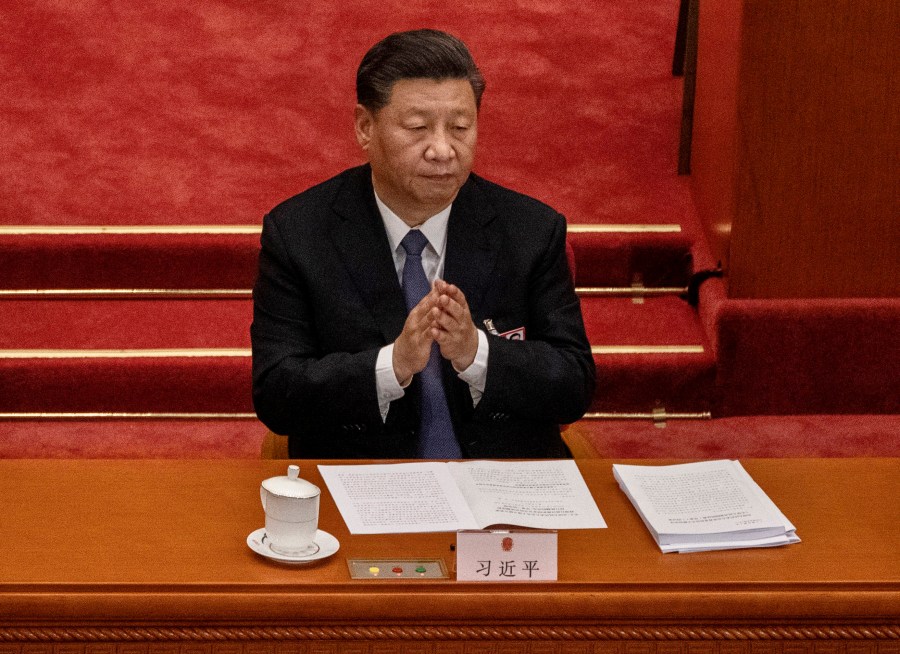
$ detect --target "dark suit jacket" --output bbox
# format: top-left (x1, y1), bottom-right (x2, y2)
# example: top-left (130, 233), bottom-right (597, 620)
top-left (251, 165), bottom-right (595, 459)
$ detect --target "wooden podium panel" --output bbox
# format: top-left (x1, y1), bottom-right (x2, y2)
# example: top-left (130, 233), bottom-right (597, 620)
top-left (690, 0), bottom-right (899, 298)
top-left (0, 458), bottom-right (897, 653)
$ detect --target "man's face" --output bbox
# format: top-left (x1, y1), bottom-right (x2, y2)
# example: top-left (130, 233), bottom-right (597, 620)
top-left (355, 77), bottom-right (478, 226)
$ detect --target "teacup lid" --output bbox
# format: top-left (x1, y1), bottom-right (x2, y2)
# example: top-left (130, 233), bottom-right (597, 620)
top-left (261, 465), bottom-right (320, 499)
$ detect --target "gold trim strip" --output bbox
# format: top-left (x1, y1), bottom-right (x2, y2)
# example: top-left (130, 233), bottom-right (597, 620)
top-left (591, 345), bottom-right (705, 354)
top-left (0, 224), bottom-right (684, 236)
top-left (1, 287), bottom-right (688, 299)
top-left (577, 286), bottom-right (687, 296)
top-left (582, 412), bottom-right (712, 420)
top-left (1, 288), bottom-right (690, 299)
top-left (3, 347), bottom-right (705, 358)
top-left (567, 224), bottom-right (682, 234)
top-left (0, 348), bottom-right (251, 359)
top-left (0, 225), bottom-right (260, 235)
top-left (0, 289), bottom-right (252, 299)
top-left (5, 288), bottom-right (687, 299)
top-left (0, 412), bottom-right (258, 420)
top-left (2, 411), bottom-right (713, 421)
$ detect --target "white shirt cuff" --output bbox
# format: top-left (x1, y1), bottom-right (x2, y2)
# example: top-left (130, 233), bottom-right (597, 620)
top-left (456, 329), bottom-right (489, 406)
top-left (376, 344), bottom-right (406, 421)
top-left (378, 331), bottom-right (489, 420)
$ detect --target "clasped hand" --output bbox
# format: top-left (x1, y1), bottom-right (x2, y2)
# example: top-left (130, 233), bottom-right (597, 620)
top-left (392, 279), bottom-right (479, 386)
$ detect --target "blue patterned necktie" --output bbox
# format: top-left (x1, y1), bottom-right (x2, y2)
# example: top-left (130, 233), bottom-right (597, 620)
top-left (400, 230), bottom-right (462, 458)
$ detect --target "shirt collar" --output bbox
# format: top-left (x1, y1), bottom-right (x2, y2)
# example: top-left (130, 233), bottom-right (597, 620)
top-left (374, 191), bottom-right (451, 257)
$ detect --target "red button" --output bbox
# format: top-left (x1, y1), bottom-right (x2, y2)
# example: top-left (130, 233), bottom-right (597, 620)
top-left (392, 567), bottom-right (403, 574)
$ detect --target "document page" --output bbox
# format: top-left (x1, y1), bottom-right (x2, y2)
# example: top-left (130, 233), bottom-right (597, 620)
top-left (613, 460), bottom-right (784, 544)
top-left (448, 459), bottom-right (607, 529)
top-left (658, 530), bottom-right (801, 554)
top-left (318, 462), bottom-right (479, 534)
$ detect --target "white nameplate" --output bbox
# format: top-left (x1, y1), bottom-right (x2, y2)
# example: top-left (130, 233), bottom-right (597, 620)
top-left (456, 530), bottom-right (557, 581)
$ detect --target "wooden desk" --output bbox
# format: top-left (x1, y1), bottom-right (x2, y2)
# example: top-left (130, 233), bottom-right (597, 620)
top-left (1, 459), bottom-right (898, 653)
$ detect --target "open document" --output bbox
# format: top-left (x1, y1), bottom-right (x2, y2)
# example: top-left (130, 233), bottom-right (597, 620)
top-left (318, 460), bottom-right (607, 534)
top-left (613, 459), bottom-right (800, 553)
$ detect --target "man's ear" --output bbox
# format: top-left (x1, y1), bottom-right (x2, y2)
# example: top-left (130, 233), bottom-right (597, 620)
top-left (354, 104), bottom-right (373, 150)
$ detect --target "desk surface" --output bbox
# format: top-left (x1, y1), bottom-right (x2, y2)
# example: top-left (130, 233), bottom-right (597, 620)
top-left (1, 458), bottom-right (898, 628)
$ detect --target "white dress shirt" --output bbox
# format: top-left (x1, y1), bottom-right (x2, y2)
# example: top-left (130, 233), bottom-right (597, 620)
top-left (373, 192), bottom-right (489, 420)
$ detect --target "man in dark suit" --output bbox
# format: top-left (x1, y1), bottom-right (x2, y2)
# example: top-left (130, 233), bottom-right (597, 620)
top-left (252, 29), bottom-right (595, 459)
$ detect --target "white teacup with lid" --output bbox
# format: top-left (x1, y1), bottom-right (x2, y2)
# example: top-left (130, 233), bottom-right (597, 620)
top-left (260, 465), bottom-right (321, 557)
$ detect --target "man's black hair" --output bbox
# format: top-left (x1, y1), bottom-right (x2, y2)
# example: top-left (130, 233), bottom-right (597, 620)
top-left (356, 29), bottom-right (485, 112)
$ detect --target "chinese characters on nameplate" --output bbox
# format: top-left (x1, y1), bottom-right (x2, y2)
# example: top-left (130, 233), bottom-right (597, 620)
top-left (456, 530), bottom-right (558, 581)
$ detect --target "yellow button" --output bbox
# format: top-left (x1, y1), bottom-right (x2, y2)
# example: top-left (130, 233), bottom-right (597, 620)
top-left (369, 566), bottom-right (380, 575)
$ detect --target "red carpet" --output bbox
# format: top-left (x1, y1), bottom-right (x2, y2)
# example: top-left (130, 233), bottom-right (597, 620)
top-left (0, 357), bottom-right (251, 414)
top-left (0, 419), bottom-right (263, 458)
top-left (1, 229), bottom-right (694, 291)
top-left (0, 297), bottom-right (715, 416)
top-left (566, 415), bottom-right (900, 459)
top-left (0, 299), bottom-right (251, 348)
top-left (0, 232), bottom-right (260, 290)
top-left (4, 414), bottom-right (897, 460)
top-left (569, 231), bottom-right (694, 289)
top-left (582, 296), bottom-right (707, 345)
top-left (2, 1), bottom-right (896, 457)
top-left (0, 0), bottom-right (690, 228)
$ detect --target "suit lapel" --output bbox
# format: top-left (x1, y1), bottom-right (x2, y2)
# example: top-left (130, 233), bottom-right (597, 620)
top-left (326, 170), bottom-right (501, 343)
top-left (443, 175), bottom-right (502, 319)
top-left (328, 167), bottom-right (407, 343)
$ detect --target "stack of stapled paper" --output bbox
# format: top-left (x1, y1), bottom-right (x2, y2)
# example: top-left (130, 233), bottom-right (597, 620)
top-left (613, 459), bottom-right (800, 553)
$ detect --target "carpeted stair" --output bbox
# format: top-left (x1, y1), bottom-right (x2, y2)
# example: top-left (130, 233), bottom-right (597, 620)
top-left (0, 225), bottom-right (694, 292)
top-left (0, 298), bottom-right (251, 414)
top-left (4, 0), bottom-right (894, 458)
top-left (581, 295), bottom-right (714, 417)
top-left (563, 414), bottom-right (900, 459)
top-left (0, 237), bottom-right (709, 418)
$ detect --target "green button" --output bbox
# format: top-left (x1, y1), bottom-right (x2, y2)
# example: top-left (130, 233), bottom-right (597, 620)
top-left (415, 566), bottom-right (427, 573)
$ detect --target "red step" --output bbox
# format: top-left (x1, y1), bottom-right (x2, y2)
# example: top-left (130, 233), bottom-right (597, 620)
top-left (0, 226), bottom-right (694, 292)
top-left (0, 230), bottom-right (259, 291)
top-left (0, 418), bottom-right (265, 458)
top-left (580, 296), bottom-right (715, 414)
top-left (0, 299), bottom-right (251, 413)
top-left (0, 299), bottom-right (251, 349)
top-left (564, 414), bottom-right (900, 459)
top-left (0, 294), bottom-right (715, 416)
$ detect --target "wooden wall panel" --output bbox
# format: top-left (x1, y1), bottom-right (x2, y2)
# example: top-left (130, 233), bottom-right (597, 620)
top-left (691, 0), bottom-right (900, 298)
top-left (690, 0), bottom-right (741, 271)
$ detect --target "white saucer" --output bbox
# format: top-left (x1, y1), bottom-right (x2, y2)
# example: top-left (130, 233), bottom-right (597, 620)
top-left (247, 528), bottom-right (340, 564)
